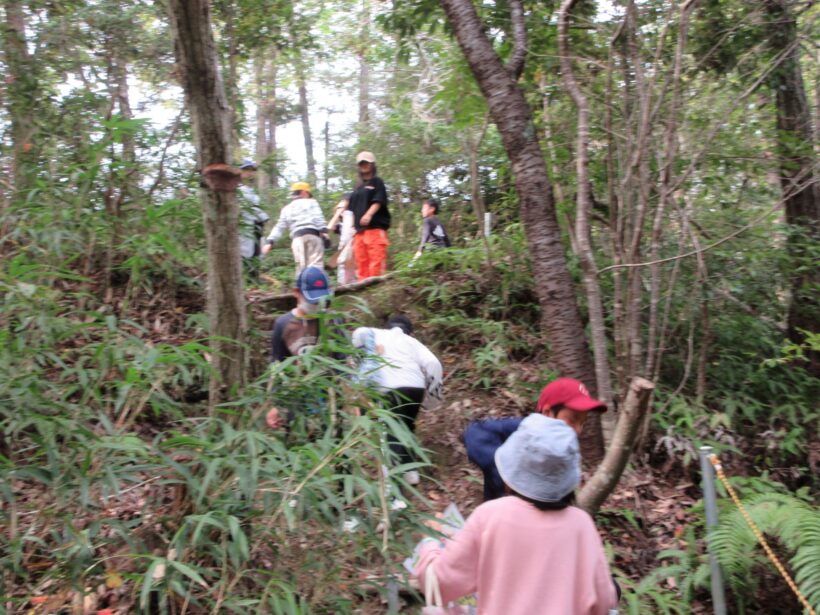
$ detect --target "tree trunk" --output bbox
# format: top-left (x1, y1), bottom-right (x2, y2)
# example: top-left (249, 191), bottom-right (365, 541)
top-left (764, 0), bottom-right (820, 377)
top-left (323, 118), bottom-right (331, 193)
top-left (463, 119), bottom-right (494, 265)
top-left (438, 0), bottom-right (603, 461)
top-left (357, 0), bottom-right (371, 130)
top-left (221, 0), bottom-right (240, 155)
top-left (103, 50), bottom-right (136, 298)
top-left (295, 53), bottom-right (317, 185)
top-left (254, 48), bottom-right (278, 191)
top-left (558, 0), bottom-right (614, 437)
top-left (606, 23), bottom-right (627, 397)
top-left (645, 0), bottom-right (695, 378)
top-left (167, 0), bottom-right (247, 411)
top-left (3, 1), bottom-right (38, 195)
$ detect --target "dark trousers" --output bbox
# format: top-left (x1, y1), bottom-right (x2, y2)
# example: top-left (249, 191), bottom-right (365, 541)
top-left (383, 387), bottom-right (425, 466)
top-left (243, 256), bottom-right (260, 284)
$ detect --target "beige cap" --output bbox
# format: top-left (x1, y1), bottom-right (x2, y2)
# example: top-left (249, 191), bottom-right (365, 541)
top-left (356, 151), bottom-right (376, 164)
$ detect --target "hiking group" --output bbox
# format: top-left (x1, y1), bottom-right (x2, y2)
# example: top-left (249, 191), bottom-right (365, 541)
top-left (266, 268), bottom-right (618, 614)
top-left (254, 150), bottom-right (617, 613)
top-left (241, 150), bottom-right (450, 286)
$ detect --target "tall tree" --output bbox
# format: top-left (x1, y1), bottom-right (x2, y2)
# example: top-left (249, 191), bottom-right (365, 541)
top-left (167, 0), bottom-right (247, 410)
top-left (763, 0), bottom-right (819, 376)
top-left (216, 0), bottom-right (242, 155)
top-left (254, 48), bottom-right (279, 190)
top-left (437, 0), bottom-right (603, 460)
top-left (358, 0), bottom-right (371, 130)
top-left (2, 1), bottom-right (39, 195)
top-left (294, 50), bottom-right (317, 184)
top-left (558, 0), bottom-right (614, 417)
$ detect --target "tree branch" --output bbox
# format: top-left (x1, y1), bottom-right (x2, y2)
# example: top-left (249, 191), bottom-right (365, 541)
top-left (599, 171), bottom-right (817, 274)
top-left (577, 377), bottom-right (655, 513)
top-left (147, 108), bottom-right (185, 201)
top-left (506, 0), bottom-right (527, 79)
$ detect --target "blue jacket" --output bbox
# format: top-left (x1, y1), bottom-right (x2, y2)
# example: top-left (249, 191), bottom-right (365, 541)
top-left (463, 417), bottom-right (523, 501)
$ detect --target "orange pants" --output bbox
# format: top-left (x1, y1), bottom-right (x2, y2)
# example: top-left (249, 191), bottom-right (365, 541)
top-left (353, 228), bottom-right (389, 280)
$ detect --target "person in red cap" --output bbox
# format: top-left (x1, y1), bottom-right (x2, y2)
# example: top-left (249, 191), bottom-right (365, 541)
top-left (463, 377), bottom-right (607, 501)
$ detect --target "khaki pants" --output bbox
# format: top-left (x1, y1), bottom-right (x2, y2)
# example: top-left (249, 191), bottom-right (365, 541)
top-left (291, 234), bottom-right (324, 274)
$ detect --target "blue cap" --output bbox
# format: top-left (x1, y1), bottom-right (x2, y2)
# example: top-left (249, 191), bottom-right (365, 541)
top-left (295, 266), bottom-right (332, 303)
top-left (495, 414), bottom-right (581, 502)
top-left (239, 159), bottom-right (257, 170)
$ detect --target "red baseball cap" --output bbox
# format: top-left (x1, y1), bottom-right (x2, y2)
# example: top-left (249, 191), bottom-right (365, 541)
top-left (537, 378), bottom-right (607, 413)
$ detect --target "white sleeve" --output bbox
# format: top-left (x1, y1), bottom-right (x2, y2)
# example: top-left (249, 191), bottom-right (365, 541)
top-left (340, 211), bottom-right (356, 244)
top-left (254, 206), bottom-right (270, 224)
top-left (412, 338), bottom-right (443, 405)
top-left (239, 185), bottom-right (260, 206)
top-left (266, 205), bottom-right (290, 243)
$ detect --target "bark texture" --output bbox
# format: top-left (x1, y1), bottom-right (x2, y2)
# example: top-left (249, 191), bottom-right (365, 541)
top-left (578, 377), bottom-right (654, 513)
top-left (357, 0), bottom-right (371, 129)
top-left (254, 49), bottom-right (278, 191)
top-left (295, 54), bottom-right (317, 185)
top-left (438, 0), bottom-right (603, 461)
top-left (167, 0), bottom-right (247, 410)
top-left (558, 0), bottom-right (614, 435)
top-left (764, 0), bottom-right (819, 377)
top-left (3, 1), bottom-right (38, 194)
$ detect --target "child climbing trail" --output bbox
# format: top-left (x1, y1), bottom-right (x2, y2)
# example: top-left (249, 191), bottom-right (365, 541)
top-left (266, 266), bottom-right (336, 430)
top-left (334, 151), bottom-right (391, 281)
top-left (415, 414), bottom-right (619, 614)
top-left (236, 159), bottom-right (270, 284)
top-left (326, 194), bottom-right (357, 285)
top-left (262, 181), bottom-right (330, 274)
top-left (464, 377), bottom-right (607, 501)
top-left (352, 315), bottom-right (443, 487)
top-left (269, 266), bottom-right (334, 362)
top-left (414, 197), bottom-right (451, 260)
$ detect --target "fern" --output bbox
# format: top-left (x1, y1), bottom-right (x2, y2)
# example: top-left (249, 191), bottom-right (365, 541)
top-left (710, 491), bottom-right (820, 611)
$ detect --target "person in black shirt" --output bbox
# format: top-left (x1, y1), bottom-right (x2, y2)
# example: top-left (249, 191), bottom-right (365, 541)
top-left (266, 266), bottom-right (333, 429)
top-left (334, 151), bottom-right (390, 281)
top-left (413, 197), bottom-right (451, 260)
top-left (269, 266), bottom-right (333, 362)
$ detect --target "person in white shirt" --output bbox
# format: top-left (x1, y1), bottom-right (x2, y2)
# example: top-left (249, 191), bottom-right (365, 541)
top-left (327, 194), bottom-right (357, 285)
top-left (237, 160), bottom-right (270, 283)
top-left (352, 315), bottom-right (443, 485)
top-left (262, 181), bottom-right (330, 274)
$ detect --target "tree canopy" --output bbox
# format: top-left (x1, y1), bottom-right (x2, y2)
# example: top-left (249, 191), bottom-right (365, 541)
top-left (0, 0), bottom-right (817, 612)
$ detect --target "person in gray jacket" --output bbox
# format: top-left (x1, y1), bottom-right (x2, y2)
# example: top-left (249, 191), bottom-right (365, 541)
top-left (237, 159), bottom-right (270, 283)
top-left (262, 181), bottom-right (330, 274)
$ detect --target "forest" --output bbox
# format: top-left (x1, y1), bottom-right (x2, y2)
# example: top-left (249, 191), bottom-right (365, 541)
top-left (0, 0), bottom-right (818, 613)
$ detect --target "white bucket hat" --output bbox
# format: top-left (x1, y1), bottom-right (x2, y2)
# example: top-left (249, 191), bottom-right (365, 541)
top-left (494, 414), bottom-right (581, 502)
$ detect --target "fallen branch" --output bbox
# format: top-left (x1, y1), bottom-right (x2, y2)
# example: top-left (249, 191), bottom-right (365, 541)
top-left (578, 376), bottom-right (655, 513)
top-left (249, 272), bottom-right (394, 308)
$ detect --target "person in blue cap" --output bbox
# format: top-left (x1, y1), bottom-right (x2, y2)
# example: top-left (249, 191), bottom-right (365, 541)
top-left (270, 265), bottom-right (333, 362)
top-left (266, 266), bottom-right (334, 429)
top-left (237, 159), bottom-right (270, 283)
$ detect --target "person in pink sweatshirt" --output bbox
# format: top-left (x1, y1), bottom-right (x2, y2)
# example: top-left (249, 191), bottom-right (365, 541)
top-left (415, 414), bottom-right (618, 615)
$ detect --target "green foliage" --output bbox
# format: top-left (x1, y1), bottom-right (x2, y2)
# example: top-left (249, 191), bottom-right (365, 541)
top-left (617, 483), bottom-right (819, 614)
top-left (0, 256), bottom-right (430, 609)
top-left (392, 228), bottom-right (545, 394)
top-left (711, 490), bottom-right (820, 612)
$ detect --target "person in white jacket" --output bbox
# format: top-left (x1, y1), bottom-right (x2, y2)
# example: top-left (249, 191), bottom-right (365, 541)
top-left (326, 194), bottom-right (357, 285)
top-left (352, 315), bottom-right (443, 486)
top-left (262, 181), bottom-right (330, 274)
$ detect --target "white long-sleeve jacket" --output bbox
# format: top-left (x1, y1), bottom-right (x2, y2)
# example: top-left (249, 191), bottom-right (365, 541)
top-left (265, 197), bottom-right (326, 243)
top-left (352, 326), bottom-right (443, 404)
